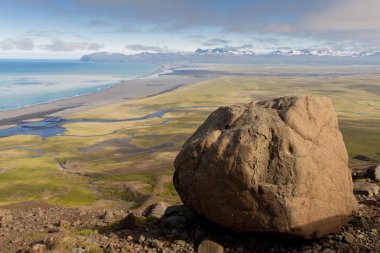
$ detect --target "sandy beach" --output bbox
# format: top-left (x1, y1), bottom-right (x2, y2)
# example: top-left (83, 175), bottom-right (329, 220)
top-left (0, 68), bottom-right (212, 125)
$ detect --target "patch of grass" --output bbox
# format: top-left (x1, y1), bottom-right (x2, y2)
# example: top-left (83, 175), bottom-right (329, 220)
top-left (163, 181), bottom-right (177, 197)
top-left (0, 155), bottom-right (97, 206)
top-left (0, 135), bottom-right (43, 149)
top-left (340, 118), bottom-right (380, 161)
top-left (74, 228), bottom-right (97, 236)
top-left (106, 173), bottom-right (154, 183)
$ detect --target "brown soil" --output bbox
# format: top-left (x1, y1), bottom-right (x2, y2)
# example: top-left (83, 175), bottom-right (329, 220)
top-left (0, 187), bottom-right (378, 253)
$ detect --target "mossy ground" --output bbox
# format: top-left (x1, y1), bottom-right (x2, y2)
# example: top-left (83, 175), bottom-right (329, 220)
top-left (0, 65), bottom-right (379, 207)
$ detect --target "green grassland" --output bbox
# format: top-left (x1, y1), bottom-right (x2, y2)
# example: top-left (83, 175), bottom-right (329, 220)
top-left (0, 65), bottom-right (379, 207)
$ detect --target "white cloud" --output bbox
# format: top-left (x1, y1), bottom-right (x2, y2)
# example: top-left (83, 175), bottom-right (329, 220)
top-left (261, 0), bottom-right (380, 48)
top-left (0, 38), bottom-right (35, 51)
top-left (301, 0), bottom-right (380, 31)
top-left (42, 40), bottom-right (104, 52)
top-left (125, 44), bottom-right (171, 53)
top-left (202, 38), bottom-right (230, 46)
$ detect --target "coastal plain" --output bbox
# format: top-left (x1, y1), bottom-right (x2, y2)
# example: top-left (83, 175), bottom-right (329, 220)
top-left (0, 65), bottom-right (379, 208)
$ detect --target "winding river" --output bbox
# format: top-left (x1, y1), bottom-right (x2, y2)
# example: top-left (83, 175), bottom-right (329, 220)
top-left (0, 106), bottom-right (214, 138)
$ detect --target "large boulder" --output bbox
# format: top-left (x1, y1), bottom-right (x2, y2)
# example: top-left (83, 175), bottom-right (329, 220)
top-left (174, 96), bottom-right (357, 239)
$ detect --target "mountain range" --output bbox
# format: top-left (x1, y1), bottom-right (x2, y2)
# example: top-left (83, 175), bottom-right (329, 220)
top-left (80, 48), bottom-right (380, 64)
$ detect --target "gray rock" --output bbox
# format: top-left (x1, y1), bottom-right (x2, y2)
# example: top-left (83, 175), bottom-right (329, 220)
top-left (47, 227), bottom-right (60, 233)
top-left (147, 238), bottom-right (164, 249)
top-left (197, 239), bottom-right (224, 253)
top-left (101, 210), bottom-right (114, 221)
top-left (367, 164), bottom-right (380, 182)
top-left (343, 232), bottom-right (355, 244)
top-left (144, 202), bottom-right (169, 219)
top-left (354, 182), bottom-right (380, 197)
top-left (350, 216), bottom-right (370, 230)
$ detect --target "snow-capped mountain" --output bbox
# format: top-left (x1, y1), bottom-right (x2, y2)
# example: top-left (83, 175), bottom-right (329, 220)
top-left (269, 49), bottom-right (380, 57)
top-left (194, 47), bottom-right (380, 57)
top-left (195, 48), bottom-right (254, 56)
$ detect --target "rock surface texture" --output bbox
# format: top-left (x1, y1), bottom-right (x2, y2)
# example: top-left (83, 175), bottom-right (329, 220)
top-left (174, 96), bottom-right (357, 239)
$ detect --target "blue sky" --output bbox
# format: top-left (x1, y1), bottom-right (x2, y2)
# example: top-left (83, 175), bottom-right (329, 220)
top-left (0, 0), bottom-right (379, 58)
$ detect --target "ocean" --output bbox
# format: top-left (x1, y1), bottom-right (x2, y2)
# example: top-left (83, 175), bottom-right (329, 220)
top-left (0, 59), bottom-right (159, 111)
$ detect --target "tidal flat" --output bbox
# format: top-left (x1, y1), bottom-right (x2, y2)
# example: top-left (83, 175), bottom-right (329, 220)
top-left (0, 65), bottom-right (379, 208)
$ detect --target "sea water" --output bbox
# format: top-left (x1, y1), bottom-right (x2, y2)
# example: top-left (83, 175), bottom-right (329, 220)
top-left (0, 59), bottom-right (159, 111)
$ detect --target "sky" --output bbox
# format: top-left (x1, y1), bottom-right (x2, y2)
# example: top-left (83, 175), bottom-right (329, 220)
top-left (0, 0), bottom-right (379, 58)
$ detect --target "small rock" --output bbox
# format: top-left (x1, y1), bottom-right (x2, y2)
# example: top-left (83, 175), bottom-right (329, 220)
top-left (328, 239), bottom-right (335, 245)
top-left (48, 227), bottom-right (60, 233)
top-left (44, 235), bottom-right (60, 250)
top-left (101, 210), bottom-right (114, 221)
top-left (162, 248), bottom-right (171, 253)
top-left (198, 239), bottom-right (224, 253)
top-left (367, 164), bottom-right (380, 182)
top-left (354, 182), bottom-right (380, 197)
top-left (174, 240), bottom-right (186, 246)
top-left (127, 235), bottom-right (134, 241)
top-left (312, 243), bottom-right (322, 251)
top-left (72, 220), bottom-right (81, 226)
top-left (58, 219), bottom-right (70, 227)
top-left (144, 202), bottom-right (169, 219)
top-left (105, 243), bottom-right (117, 253)
top-left (0, 213), bottom-right (13, 223)
top-left (114, 210), bottom-right (125, 216)
top-left (358, 217), bottom-right (370, 230)
top-left (117, 213), bottom-right (143, 230)
top-left (29, 244), bottom-right (46, 253)
top-left (357, 234), bottom-right (365, 239)
top-left (146, 238), bottom-right (164, 249)
top-left (352, 167), bottom-right (370, 180)
top-left (138, 234), bottom-right (146, 244)
top-left (343, 232), bottom-right (355, 244)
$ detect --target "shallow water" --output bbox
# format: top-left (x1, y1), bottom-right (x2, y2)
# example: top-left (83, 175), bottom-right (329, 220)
top-left (0, 59), bottom-right (159, 111)
top-left (0, 106), bottom-right (212, 138)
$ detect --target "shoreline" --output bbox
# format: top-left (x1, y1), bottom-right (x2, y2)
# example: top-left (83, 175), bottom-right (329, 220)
top-left (0, 65), bottom-right (213, 125)
top-left (0, 62), bottom-right (165, 113)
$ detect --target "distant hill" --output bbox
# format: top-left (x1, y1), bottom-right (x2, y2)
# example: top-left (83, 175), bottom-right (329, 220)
top-left (80, 48), bottom-right (380, 65)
